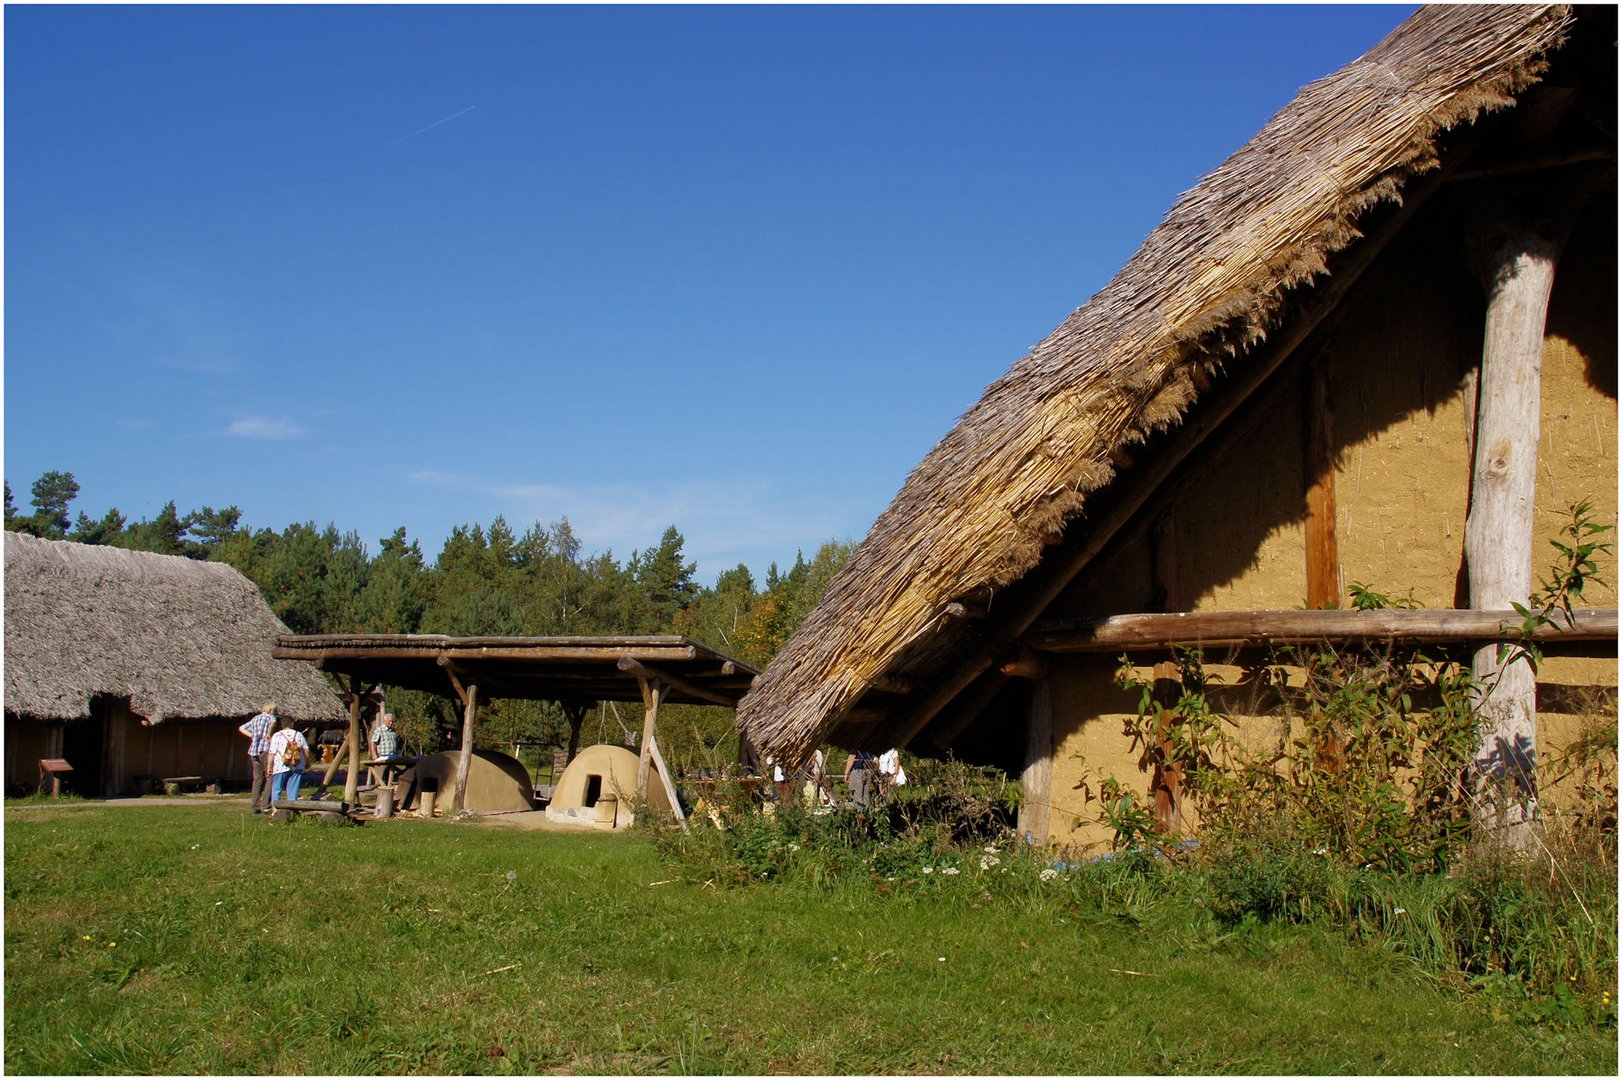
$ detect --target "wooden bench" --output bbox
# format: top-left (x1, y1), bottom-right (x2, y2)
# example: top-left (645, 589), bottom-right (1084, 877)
top-left (161, 776), bottom-right (211, 795)
top-left (268, 798), bottom-right (365, 824)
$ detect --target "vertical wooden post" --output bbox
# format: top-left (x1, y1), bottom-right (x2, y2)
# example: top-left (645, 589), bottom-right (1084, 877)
top-left (1017, 678), bottom-right (1053, 843)
top-left (1149, 511), bottom-right (1185, 832)
top-left (636, 676), bottom-right (665, 802)
top-left (343, 678), bottom-right (363, 806)
top-left (563, 701), bottom-right (586, 765)
top-left (1462, 196), bottom-right (1570, 849)
top-left (452, 683), bottom-right (479, 812)
top-left (1304, 356), bottom-right (1341, 609)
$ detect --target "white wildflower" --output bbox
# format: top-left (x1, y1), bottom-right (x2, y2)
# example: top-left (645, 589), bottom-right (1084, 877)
top-left (942, 867), bottom-right (960, 876)
top-left (983, 845), bottom-right (1000, 854)
top-left (1393, 907), bottom-right (1407, 916)
top-left (1039, 868), bottom-right (1058, 881)
top-left (921, 867), bottom-right (934, 874)
top-left (980, 855), bottom-right (1000, 870)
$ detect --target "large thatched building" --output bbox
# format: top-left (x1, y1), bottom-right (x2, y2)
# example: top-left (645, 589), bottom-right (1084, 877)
top-left (739, 5), bottom-right (1616, 846)
top-left (4, 532), bottom-right (344, 796)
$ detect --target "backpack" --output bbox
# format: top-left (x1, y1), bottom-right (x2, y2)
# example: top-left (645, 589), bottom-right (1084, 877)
top-left (280, 735), bottom-right (303, 768)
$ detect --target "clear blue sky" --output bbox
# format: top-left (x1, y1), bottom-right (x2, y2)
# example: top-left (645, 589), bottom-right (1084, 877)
top-left (4, 3), bottom-right (1414, 583)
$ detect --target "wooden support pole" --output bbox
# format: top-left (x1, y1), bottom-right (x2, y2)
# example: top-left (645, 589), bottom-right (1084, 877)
top-left (321, 732), bottom-right (351, 788)
top-left (1149, 512), bottom-right (1184, 832)
top-left (453, 682), bottom-right (479, 813)
top-left (342, 679), bottom-right (362, 806)
top-left (635, 676), bottom-right (666, 802)
top-left (562, 701), bottom-right (586, 765)
top-left (646, 733), bottom-right (689, 831)
top-left (1462, 198), bottom-right (1568, 848)
top-left (1304, 356), bottom-right (1341, 609)
top-left (1016, 679), bottom-right (1053, 844)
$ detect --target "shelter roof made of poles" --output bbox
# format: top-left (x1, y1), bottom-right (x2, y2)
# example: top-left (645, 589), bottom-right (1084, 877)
top-left (273, 634), bottom-right (759, 708)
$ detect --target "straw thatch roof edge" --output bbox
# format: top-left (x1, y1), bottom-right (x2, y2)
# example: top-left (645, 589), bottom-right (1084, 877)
top-left (4, 532), bottom-right (345, 724)
top-left (738, 4), bottom-right (1585, 761)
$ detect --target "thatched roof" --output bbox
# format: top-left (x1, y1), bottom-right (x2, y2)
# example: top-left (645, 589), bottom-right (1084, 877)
top-left (739, 4), bottom-right (1597, 762)
top-left (4, 532), bottom-right (344, 724)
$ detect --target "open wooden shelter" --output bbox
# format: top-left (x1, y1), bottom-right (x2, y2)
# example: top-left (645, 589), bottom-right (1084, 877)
top-left (738, 5), bottom-right (1617, 848)
top-left (273, 634), bottom-right (758, 818)
top-left (3, 532), bottom-right (345, 796)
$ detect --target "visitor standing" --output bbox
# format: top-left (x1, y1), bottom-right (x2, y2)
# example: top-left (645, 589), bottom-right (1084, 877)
top-left (237, 701), bottom-right (277, 813)
top-left (368, 712), bottom-right (401, 787)
top-left (267, 717), bottom-right (310, 806)
top-left (844, 750), bottom-right (875, 808)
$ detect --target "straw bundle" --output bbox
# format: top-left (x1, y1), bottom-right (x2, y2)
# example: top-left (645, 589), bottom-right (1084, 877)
top-left (738, 5), bottom-right (1581, 762)
top-left (4, 532), bottom-right (344, 724)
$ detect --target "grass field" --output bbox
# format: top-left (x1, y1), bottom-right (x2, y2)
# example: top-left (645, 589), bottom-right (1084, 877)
top-left (4, 799), bottom-right (1615, 1075)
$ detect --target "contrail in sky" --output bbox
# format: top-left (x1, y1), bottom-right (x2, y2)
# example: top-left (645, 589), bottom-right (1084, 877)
top-left (389, 105), bottom-right (477, 147)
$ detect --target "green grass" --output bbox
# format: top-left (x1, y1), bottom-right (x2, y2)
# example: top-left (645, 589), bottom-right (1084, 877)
top-left (4, 801), bottom-right (1615, 1074)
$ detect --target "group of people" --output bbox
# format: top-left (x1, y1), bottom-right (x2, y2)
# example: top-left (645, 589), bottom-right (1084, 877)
top-left (763, 746), bottom-right (906, 809)
top-left (237, 703), bottom-right (402, 813)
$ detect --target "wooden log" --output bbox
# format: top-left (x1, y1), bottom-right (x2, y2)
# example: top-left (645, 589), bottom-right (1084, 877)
top-left (635, 677), bottom-right (666, 801)
top-left (865, 674), bottom-right (916, 695)
top-left (1016, 680), bottom-right (1053, 843)
top-left (452, 682), bottom-right (480, 813)
top-left (1023, 608), bottom-right (1618, 653)
top-left (1463, 201), bottom-right (1566, 848)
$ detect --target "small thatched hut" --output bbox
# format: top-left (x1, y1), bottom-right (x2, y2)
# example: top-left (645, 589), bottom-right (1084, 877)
top-left (3, 532), bottom-right (344, 796)
top-left (739, 5), bottom-right (1616, 847)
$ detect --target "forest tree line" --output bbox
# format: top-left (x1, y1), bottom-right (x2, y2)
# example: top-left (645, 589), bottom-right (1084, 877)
top-left (5, 470), bottom-right (853, 771)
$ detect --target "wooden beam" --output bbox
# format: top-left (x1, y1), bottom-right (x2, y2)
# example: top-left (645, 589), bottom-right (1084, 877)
top-left (998, 646), bottom-right (1048, 681)
top-left (646, 733), bottom-right (688, 832)
top-left (1304, 355), bottom-right (1340, 609)
top-left (1024, 608), bottom-right (1618, 653)
top-left (888, 150), bottom-right (1475, 752)
top-left (452, 682), bottom-right (480, 813)
top-left (865, 674), bottom-right (917, 695)
top-left (437, 656), bottom-right (471, 706)
top-left (616, 656), bottom-right (738, 708)
top-left (928, 671), bottom-right (1011, 751)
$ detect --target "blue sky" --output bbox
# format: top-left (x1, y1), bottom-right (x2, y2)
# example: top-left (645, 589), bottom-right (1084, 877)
top-left (4, 3), bottom-right (1414, 583)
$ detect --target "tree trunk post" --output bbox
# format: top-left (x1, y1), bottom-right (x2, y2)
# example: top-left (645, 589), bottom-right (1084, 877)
top-left (342, 679), bottom-right (363, 806)
top-left (1462, 202), bottom-right (1566, 850)
top-left (636, 676), bottom-right (665, 802)
top-left (1017, 679), bottom-right (1053, 844)
top-left (452, 682), bottom-right (479, 813)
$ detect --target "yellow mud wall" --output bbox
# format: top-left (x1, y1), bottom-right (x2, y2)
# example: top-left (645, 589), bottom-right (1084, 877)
top-left (1043, 200), bottom-right (1617, 851)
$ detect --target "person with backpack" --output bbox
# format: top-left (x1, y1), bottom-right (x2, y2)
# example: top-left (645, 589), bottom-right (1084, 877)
top-left (266, 716), bottom-right (311, 806)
